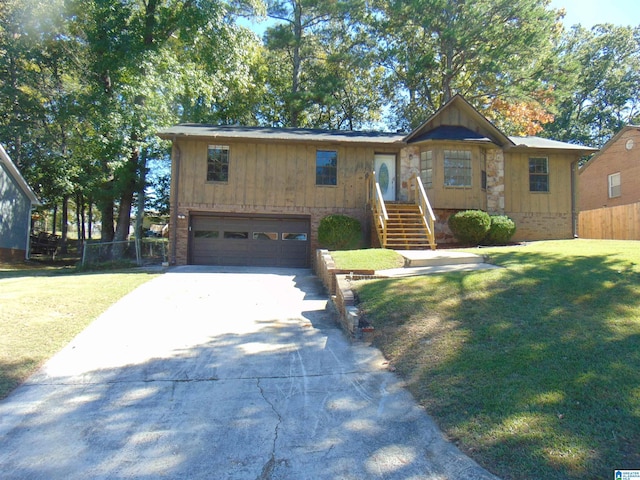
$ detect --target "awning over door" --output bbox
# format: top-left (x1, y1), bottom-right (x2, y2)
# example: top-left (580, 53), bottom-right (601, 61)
top-left (190, 215), bottom-right (310, 267)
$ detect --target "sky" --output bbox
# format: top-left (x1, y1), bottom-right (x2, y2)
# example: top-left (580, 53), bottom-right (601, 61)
top-left (243, 1), bottom-right (640, 37)
top-left (549, 0), bottom-right (640, 28)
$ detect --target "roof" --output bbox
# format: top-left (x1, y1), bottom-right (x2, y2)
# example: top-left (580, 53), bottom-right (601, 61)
top-left (404, 95), bottom-right (514, 147)
top-left (157, 96), bottom-right (598, 154)
top-left (0, 143), bottom-right (40, 206)
top-left (580, 125), bottom-right (640, 173)
top-left (157, 124), bottom-right (405, 145)
top-left (407, 125), bottom-right (493, 143)
top-left (509, 136), bottom-right (598, 152)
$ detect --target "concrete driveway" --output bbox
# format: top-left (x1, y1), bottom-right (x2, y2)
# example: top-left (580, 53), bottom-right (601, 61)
top-left (0, 266), bottom-right (498, 479)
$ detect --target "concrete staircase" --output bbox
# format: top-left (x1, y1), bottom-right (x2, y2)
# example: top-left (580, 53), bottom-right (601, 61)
top-left (383, 203), bottom-right (433, 250)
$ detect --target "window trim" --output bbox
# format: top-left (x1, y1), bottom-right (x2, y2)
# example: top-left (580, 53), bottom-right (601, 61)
top-left (529, 157), bottom-right (549, 193)
top-left (316, 149), bottom-right (338, 186)
top-left (207, 145), bottom-right (230, 183)
top-left (608, 172), bottom-right (621, 198)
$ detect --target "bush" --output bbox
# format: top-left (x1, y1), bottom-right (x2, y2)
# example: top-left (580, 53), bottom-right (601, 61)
top-left (448, 210), bottom-right (491, 245)
top-left (318, 214), bottom-right (362, 250)
top-left (484, 215), bottom-right (516, 245)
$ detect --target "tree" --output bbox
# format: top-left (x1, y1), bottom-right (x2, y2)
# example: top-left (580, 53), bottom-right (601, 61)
top-left (263, 0), bottom-right (377, 128)
top-left (370, 0), bottom-right (563, 132)
top-left (543, 24), bottom-right (640, 147)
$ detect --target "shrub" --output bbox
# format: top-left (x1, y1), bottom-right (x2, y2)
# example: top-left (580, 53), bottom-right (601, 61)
top-left (447, 210), bottom-right (491, 245)
top-left (318, 214), bottom-right (362, 250)
top-left (484, 215), bottom-right (516, 245)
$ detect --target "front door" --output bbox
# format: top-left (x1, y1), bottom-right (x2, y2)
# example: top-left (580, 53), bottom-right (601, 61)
top-left (374, 154), bottom-right (396, 201)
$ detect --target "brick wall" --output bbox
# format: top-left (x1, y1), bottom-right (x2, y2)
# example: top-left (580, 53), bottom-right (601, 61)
top-left (580, 128), bottom-right (640, 211)
top-left (507, 211), bottom-right (573, 241)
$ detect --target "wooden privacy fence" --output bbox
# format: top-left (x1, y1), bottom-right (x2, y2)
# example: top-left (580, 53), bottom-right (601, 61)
top-left (578, 202), bottom-right (640, 240)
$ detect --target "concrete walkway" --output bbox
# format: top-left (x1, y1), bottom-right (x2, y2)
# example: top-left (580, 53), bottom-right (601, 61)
top-left (0, 266), bottom-right (499, 479)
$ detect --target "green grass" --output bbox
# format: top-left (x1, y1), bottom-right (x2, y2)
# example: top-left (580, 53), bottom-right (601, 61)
top-left (0, 263), bottom-right (158, 399)
top-left (354, 239), bottom-right (640, 479)
top-left (330, 248), bottom-right (405, 270)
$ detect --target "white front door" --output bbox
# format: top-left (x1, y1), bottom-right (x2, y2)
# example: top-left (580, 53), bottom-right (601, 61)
top-left (374, 154), bottom-right (396, 202)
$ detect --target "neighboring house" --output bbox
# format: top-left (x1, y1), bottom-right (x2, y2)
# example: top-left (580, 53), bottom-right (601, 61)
top-left (0, 143), bottom-right (41, 261)
top-left (157, 94), bottom-right (596, 267)
top-left (578, 125), bottom-right (640, 239)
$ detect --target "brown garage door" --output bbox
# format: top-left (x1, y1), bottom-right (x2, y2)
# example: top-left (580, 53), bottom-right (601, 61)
top-left (190, 215), bottom-right (310, 267)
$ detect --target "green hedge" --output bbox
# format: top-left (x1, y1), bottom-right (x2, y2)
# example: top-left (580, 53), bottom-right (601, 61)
top-left (484, 215), bottom-right (517, 245)
top-left (448, 210), bottom-right (491, 245)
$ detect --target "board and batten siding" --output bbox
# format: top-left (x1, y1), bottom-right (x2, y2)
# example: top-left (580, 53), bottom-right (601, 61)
top-left (170, 138), bottom-right (398, 264)
top-left (174, 139), bottom-right (393, 209)
top-left (504, 151), bottom-right (576, 240)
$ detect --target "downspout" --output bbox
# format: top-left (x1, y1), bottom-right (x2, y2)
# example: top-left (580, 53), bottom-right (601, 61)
top-left (571, 159), bottom-right (578, 238)
top-left (170, 139), bottom-right (181, 264)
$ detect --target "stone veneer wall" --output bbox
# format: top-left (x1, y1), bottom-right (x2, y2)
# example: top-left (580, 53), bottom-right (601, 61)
top-left (398, 146), bottom-right (420, 201)
top-left (485, 148), bottom-right (505, 215)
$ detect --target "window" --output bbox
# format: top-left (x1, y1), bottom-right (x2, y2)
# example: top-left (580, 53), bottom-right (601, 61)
top-left (529, 157), bottom-right (549, 192)
top-left (253, 232), bottom-right (278, 240)
top-left (283, 233), bottom-right (308, 241)
top-left (223, 231), bottom-right (248, 239)
top-left (420, 151), bottom-right (433, 187)
top-left (207, 145), bottom-right (229, 182)
top-left (194, 231), bottom-right (219, 238)
top-left (316, 150), bottom-right (337, 185)
top-left (608, 172), bottom-right (621, 198)
top-left (444, 150), bottom-right (472, 187)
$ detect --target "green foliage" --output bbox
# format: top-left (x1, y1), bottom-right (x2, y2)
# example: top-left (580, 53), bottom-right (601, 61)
top-left (317, 214), bottom-right (362, 250)
top-left (447, 210), bottom-right (491, 246)
top-left (370, 0), bottom-right (561, 131)
top-left (542, 24), bottom-right (640, 148)
top-left (483, 215), bottom-right (516, 245)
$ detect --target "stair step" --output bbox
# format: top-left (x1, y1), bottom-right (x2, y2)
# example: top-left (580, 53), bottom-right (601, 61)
top-left (399, 251), bottom-right (485, 267)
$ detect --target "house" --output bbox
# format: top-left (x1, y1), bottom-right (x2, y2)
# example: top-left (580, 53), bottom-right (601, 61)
top-left (157, 94), bottom-right (596, 267)
top-left (578, 125), bottom-right (640, 239)
top-left (0, 143), bottom-right (41, 261)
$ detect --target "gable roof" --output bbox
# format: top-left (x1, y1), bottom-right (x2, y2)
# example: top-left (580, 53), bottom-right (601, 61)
top-left (407, 125), bottom-right (493, 143)
top-left (0, 143), bottom-right (40, 205)
top-left (580, 125), bottom-right (640, 173)
top-left (157, 95), bottom-right (597, 154)
top-left (404, 94), bottom-right (514, 147)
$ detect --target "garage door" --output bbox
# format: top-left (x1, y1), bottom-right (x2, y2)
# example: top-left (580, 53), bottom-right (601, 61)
top-left (190, 215), bottom-right (310, 267)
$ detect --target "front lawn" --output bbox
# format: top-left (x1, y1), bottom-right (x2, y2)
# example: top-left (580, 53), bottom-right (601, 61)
top-left (0, 264), bottom-right (158, 399)
top-left (330, 248), bottom-right (405, 270)
top-left (354, 240), bottom-right (640, 479)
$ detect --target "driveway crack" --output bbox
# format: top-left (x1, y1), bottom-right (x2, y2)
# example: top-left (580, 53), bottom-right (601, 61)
top-left (256, 377), bottom-right (286, 479)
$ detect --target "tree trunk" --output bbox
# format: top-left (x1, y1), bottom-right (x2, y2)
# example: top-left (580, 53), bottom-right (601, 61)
top-left (52, 204), bottom-right (58, 235)
top-left (135, 149), bottom-right (147, 240)
top-left (100, 194), bottom-right (115, 242)
top-left (88, 198), bottom-right (93, 240)
top-left (61, 195), bottom-right (69, 254)
top-left (290, 0), bottom-right (303, 127)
